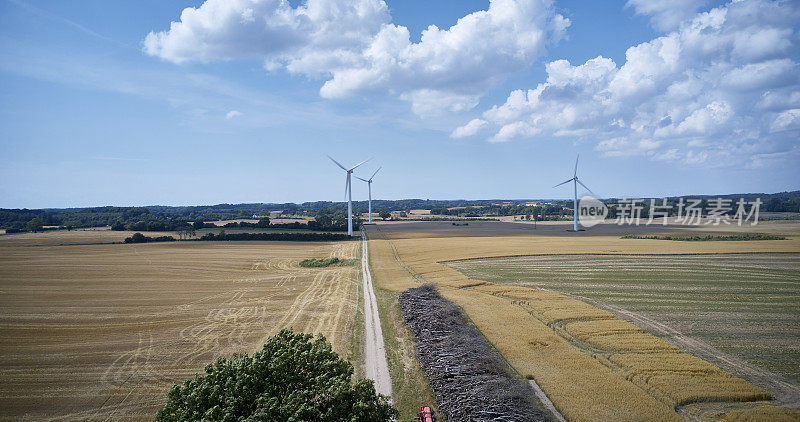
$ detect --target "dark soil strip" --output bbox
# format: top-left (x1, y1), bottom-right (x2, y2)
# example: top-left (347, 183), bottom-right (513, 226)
top-left (399, 284), bottom-right (548, 422)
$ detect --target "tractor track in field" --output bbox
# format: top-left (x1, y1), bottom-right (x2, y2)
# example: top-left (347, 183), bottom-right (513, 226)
top-left (555, 289), bottom-right (800, 410)
top-left (92, 246), bottom-right (360, 420)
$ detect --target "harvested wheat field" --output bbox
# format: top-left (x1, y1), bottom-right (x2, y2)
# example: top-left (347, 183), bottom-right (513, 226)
top-left (366, 221), bottom-right (800, 421)
top-left (0, 232), bottom-right (360, 420)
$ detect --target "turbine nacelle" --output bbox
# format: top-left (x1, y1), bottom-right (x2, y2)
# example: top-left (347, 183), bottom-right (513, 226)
top-left (355, 167), bottom-right (381, 184)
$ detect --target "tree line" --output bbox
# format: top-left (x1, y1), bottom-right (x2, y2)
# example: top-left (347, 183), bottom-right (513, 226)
top-left (3, 191), bottom-right (798, 231)
top-left (124, 231), bottom-right (352, 243)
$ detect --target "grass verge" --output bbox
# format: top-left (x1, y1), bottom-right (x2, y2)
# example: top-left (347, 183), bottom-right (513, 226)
top-left (367, 242), bottom-right (439, 421)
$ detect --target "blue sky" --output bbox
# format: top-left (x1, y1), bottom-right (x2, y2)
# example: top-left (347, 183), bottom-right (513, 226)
top-left (1, 0), bottom-right (798, 208)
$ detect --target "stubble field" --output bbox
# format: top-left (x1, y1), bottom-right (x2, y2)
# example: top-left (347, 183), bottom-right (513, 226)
top-left (0, 231), bottom-right (360, 420)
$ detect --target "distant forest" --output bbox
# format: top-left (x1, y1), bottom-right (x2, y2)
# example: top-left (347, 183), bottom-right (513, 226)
top-left (1, 191), bottom-right (798, 232)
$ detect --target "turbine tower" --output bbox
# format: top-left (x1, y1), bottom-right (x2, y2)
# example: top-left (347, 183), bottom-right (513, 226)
top-left (355, 167), bottom-right (381, 224)
top-left (553, 154), bottom-right (596, 231)
top-left (328, 155), bottom-right (370, 236)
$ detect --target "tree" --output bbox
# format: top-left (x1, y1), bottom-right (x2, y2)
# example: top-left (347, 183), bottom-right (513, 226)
top-left (111, 220), bottom-right (125, 231)
top-left (256, 217), bottom-right (270, 228)
top-left (127, 232), bottom-right (147, 243)
top-left (176, 225), bottom-right (195, 239)
top-left (315, 214), bottom-right (332, 228)
top-left (26, 217), bottom-right (43, 233)
top-left (378, 210), bottom-right (391, 220)
top-left (156, 329), bottom-right (396, 422)
top-left (192, 220), bottom-right (205, 230)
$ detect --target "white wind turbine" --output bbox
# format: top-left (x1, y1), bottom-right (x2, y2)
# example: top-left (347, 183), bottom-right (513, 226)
top-left (328, 155), bottom-right (370, 236)
top-left (355, 167), bottom-right (381, 224)
top-left (553, 154), bottom-right (596, 231)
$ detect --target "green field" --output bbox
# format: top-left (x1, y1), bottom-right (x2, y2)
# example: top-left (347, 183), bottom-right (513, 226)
top-left (448, 253), bottom-right (800, 385)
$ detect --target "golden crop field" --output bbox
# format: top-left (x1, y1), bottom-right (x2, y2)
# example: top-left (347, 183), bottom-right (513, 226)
top-left (366, 221), bottom-right (800, 421)
top-left (450, 254), bottom-right (800, 386)
top-left (0, 231), bottom-right (360, 421)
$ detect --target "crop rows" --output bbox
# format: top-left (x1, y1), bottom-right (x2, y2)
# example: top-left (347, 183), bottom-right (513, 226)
top-left (366, 228), bottom-right (800, 420)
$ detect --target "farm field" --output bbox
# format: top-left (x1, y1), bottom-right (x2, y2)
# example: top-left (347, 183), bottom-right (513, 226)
top-left (0, 232), bottom-right (360, 420)
top-left (365, 221), bottom-right (800, 421)
top-left (449, 254), bottom-right (800, 401)
top-left (0, 227), bottom-right (167, 247)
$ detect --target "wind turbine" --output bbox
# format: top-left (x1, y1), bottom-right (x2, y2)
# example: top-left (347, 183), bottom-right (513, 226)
top-left (328, 155), bottom-right (370, 236)
top-left (553, 154), bottom-right (596, 231)
top-left (355, 167), bottom-right (381, 224)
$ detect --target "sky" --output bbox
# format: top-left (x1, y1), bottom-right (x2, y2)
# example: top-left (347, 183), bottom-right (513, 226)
top-left (0, 0), bottom-right (798, 208)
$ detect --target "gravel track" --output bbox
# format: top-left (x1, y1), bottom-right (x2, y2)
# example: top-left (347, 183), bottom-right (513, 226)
top-left (361, 231), bottom-right (394, 399)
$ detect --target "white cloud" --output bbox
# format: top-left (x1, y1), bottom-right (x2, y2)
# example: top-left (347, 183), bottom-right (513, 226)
top-left (450, 118), bottom-right (488, 139)
top-left (470, 0), bottom-right (800, 166)
top-left (492, 121), bottom-right (541, 143)
top-left (771, 109), bottom-right (800, 132)
top-left (143, 0), bottom-right (389, 67)
top-left (673, 101), bottom-right (733, 136)
top-left (144, 0), bottom-right (569, 116)
top-left (319, 0), bottom-right (568, 115)
top-left (626, 0), bottom-right (709, 31)
top-left (226, 110), bottom-right (242, 119)
top-left (746, 146), bottom-right (800, 168)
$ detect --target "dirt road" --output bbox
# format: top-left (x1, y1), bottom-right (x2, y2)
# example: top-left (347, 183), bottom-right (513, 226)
top-left (361, 231), bottom-right (393, 399)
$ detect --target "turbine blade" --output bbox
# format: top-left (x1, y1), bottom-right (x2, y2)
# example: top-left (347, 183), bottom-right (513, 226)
top-left (574, 154), bottom-right (579, 178)
top-left (328, 155), bottom-right (347, 171)
top-left (576, 179), bottom-right (597, 197)
top-left (354, 176), bottom-right (368, 182)
top-left (348, 157), bottom-right (372, 171)
top-left (553, 178), bottom-right (574, 188)
top-left (369, 166), bottom-right (382, 181)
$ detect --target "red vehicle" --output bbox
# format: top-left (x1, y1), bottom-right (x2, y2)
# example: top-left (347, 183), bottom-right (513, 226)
top-left (417, 406), bottom-right (435, 422)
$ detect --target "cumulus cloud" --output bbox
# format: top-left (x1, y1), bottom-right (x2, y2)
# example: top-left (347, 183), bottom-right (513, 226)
top-left (469, 0), bottom-right (800, 166)
top-left (226, 110), bottom-right (242, 119)
top-left (626, 0), bottom-right (709, 31)
top-left (144, 0), bottom-right (568, 116)
top-left (144, 0), bottom-right (389, 68)
top-left (450, 118), bottom-right (488, 139)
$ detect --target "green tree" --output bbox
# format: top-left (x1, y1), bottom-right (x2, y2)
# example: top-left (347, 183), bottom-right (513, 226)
top-left (126, 232), bottom-right (147, 243)
top-left (26, 217), bottom-right (43, 233)
top-left (156, 329), bottom-right (396, 422)
top-left (256, 217), bottom-right (271, 228)
top-left (315, 214), bottom-right (332, 228)
top-left (378, 210), bottom-right (391, 220)
top-left (193, 220), bottom-right (205, 230)
top-left (111, 220), bottom-right (125, 231)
